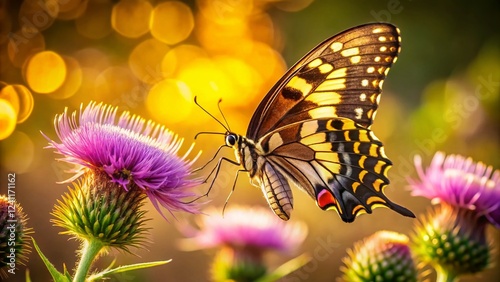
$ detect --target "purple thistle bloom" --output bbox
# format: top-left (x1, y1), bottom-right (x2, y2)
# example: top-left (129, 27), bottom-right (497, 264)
top-left (181, 205), bottom-right (307, 253)
top-left (409, 151), bottom-right (500, 227)
top-left (44, 102), bottom-right (203, 217)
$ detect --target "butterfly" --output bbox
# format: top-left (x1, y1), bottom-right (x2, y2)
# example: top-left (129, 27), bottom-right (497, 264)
top-left (197, 23), bottom-right (415, 222)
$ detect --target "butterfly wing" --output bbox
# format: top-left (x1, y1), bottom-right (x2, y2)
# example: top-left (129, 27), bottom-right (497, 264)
top-left (247, 23), bottom-right (414, 221)
top-left (247, 23), bottom-right (400, 139)
top-left (259, 118), bottom-right (414, 222)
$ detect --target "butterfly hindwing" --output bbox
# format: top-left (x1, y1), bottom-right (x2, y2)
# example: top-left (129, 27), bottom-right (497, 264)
top-left (258, 117), bottom-right (412, 222)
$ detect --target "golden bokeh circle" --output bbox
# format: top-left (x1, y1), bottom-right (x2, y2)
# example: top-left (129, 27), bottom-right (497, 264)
top-left (112, 0), bottom-right (153, 38)
top-left (129, 38), bottom-right (170, 84)
top-left (25, 50), bottom-right (67, 94)
top-left (0, 99), bottom-right (17, 140)
top-left (146, 79), bottom-right (193, 124)
top-left (0, 84), bottom-right (34, 123)
top-left (161, 44), bottom-right (207, 77)
top-left (150, 1), bottom-right (194, 45)
top-left (48, 56), bottom-right (82, 100)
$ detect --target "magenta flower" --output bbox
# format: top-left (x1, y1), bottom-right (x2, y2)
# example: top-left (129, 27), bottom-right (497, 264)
top-left (183, 205), bottom-right (307, 253)
top-left (44, 102), bottom-right (202, 216)
top-left (180, 205), bottom-right (308, 281)
top-left (409, 152), bottom-right (500, 227)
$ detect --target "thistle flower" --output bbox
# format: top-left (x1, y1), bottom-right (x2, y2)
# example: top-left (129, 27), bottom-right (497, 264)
top-left (44, 101), bottom-right (203, 217)
top-left (409, 152), bottom-right (499, 280)
top-left (412, 204), bottom-right (491, 280)
top-left (0, 195), bottom-right (33, 279)
top-left (181, 206), bottom-right (308, 281)
top-left (341, 230), bottom-right (418, 282)
top-left (52, 172), bottom-right (148, 251)
top-left (409, 152), bottom-right (500, 227)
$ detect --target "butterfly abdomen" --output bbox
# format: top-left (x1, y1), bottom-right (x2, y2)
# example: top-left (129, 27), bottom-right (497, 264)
top-left (258, 162), bottom-right (294, 220)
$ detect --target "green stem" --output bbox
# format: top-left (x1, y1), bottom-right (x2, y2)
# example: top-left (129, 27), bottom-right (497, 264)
top-left (436, 267), bottom-right (458, 282)
top-left (73, 239), bottom-right (104, 282)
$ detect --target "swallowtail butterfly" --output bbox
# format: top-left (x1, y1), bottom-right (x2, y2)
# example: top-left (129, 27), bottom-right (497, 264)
top-left (199, 23), bottom-right (415, 222)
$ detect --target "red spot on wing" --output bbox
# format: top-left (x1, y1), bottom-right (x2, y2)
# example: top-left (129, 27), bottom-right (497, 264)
top-left (317, 189), bottom-right (336, 208)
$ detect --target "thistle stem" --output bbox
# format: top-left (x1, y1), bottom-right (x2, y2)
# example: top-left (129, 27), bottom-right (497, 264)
top-left (73, 239), bottom-right (104, 282)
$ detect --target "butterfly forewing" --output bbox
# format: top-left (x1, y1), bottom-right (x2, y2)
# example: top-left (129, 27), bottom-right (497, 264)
top-left (247, 23), bottom-right (400, 140)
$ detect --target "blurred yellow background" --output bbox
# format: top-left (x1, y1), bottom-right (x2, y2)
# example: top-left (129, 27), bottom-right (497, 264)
top-left (0, 0), bottom-right (499, 281)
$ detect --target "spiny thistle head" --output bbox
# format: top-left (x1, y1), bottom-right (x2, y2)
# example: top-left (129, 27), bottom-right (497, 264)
top-left (412, 204), bottom-right (492, 278)
top-left (52, 171), bottom-right (149, 251)
top-left (0, 195), bottom-right (33, 279)
top-left (44, 101), bottom-right (203, 218)
top-left (341, 230), bottom-right (418, 282)
top-left (409, 152), bottom-right (500, 227)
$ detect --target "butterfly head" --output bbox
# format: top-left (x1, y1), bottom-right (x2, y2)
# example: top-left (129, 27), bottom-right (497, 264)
top-left (225, 132), bottom-right (239, 148)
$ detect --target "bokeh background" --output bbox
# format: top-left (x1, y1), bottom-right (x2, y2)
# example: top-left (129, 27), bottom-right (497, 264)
top-left (1, 0), bottom-right (499, 281)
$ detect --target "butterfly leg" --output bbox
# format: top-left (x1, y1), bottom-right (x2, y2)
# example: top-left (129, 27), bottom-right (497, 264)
top-left (222, 169), bottom-right (246, 217)
top-left (192, 145), bottom-right (230, 173)
top-left (185, 157), bottom-right (241, 204)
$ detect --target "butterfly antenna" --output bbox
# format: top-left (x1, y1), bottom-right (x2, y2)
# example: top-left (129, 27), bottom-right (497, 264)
top-left (217, 98), bottom-right (231, 131)
top-left (194, 96), bottom-right (230, 132)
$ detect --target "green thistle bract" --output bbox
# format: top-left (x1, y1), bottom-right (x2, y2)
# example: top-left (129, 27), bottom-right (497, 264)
top-left (52, 171), bottom-right (149, 251)
top-left (212, 246), bottom-right (267, 282)
top-left (412, 204), bottom-right (491, 277)
top-left (341, 230), bottom-right (418, 282)
top-left (0, 195), bottom-right (33, 279)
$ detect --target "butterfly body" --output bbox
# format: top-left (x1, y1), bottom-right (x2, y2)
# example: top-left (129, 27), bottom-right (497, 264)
top-left (214, 23), bottom-right (415, 222)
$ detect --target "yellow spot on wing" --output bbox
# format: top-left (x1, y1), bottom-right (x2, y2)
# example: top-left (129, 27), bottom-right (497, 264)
top-left (350, 56), bottom-right (361, 64)
top-left (331, 42), bottom-right (343, 52)
top-left (354, 142), bottom-right (361, 154)
top-left (341, 47), bottom-right (360, 57)
top-left (373, 179), bottom-right (385, 191)
top-left (268, 133), bottom-right (284, 151)
top-left (286, 76), bottom-right (312, 96)
top-left (373, 160), bottom-right (385, 174)
top-left (354, 107), bottom-right (363, 119)
top-left (344, 131), bottom-right (351, 141)
top-left (369, 144), bottom-right (378, 157)
top-left (301, 133), bottom-right (326, 145)
top-left (360, 93), bottom-right (367, 101)
top-left (359, 170), bottom-right (367, 181)
top-left (306, 91), bottom-right (342, 105)
top-left (309, 107), bottom-right (337, 119)
top-left (310, 143), bottom-right (333, 153)
top-left (361, 79), bottom-right (369, 87)
top-left (358, 131), bottom-right (370, 142)
top-left (308, 58), bottom-right (323, 68)
top-left (358, 155), bottom-right (367, 166)
top-left (352, 183), bottom-right (361, 193)
top-left (380, 46), bottom-right (387, 52)
top-left (372, 28), bottom-right (384, 34)
top-left (319, 160), bottom-right (341, 174)
top-left (326, 67), bottom-right (347, 79)
top-left (367, 196), bottom-right (386, 205)
top-left (378, 36), bottom-right (387, 42)
top-left (300, 120), bottom-right (319, 137)
top-left (367, 67), bottom-right (375, 73)
top-left (316, 152), bottom-right (340, 163)
top-left (318, 64), bottom-right (333, 74)
top-left (316, 79), bottom-right (346, 91)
